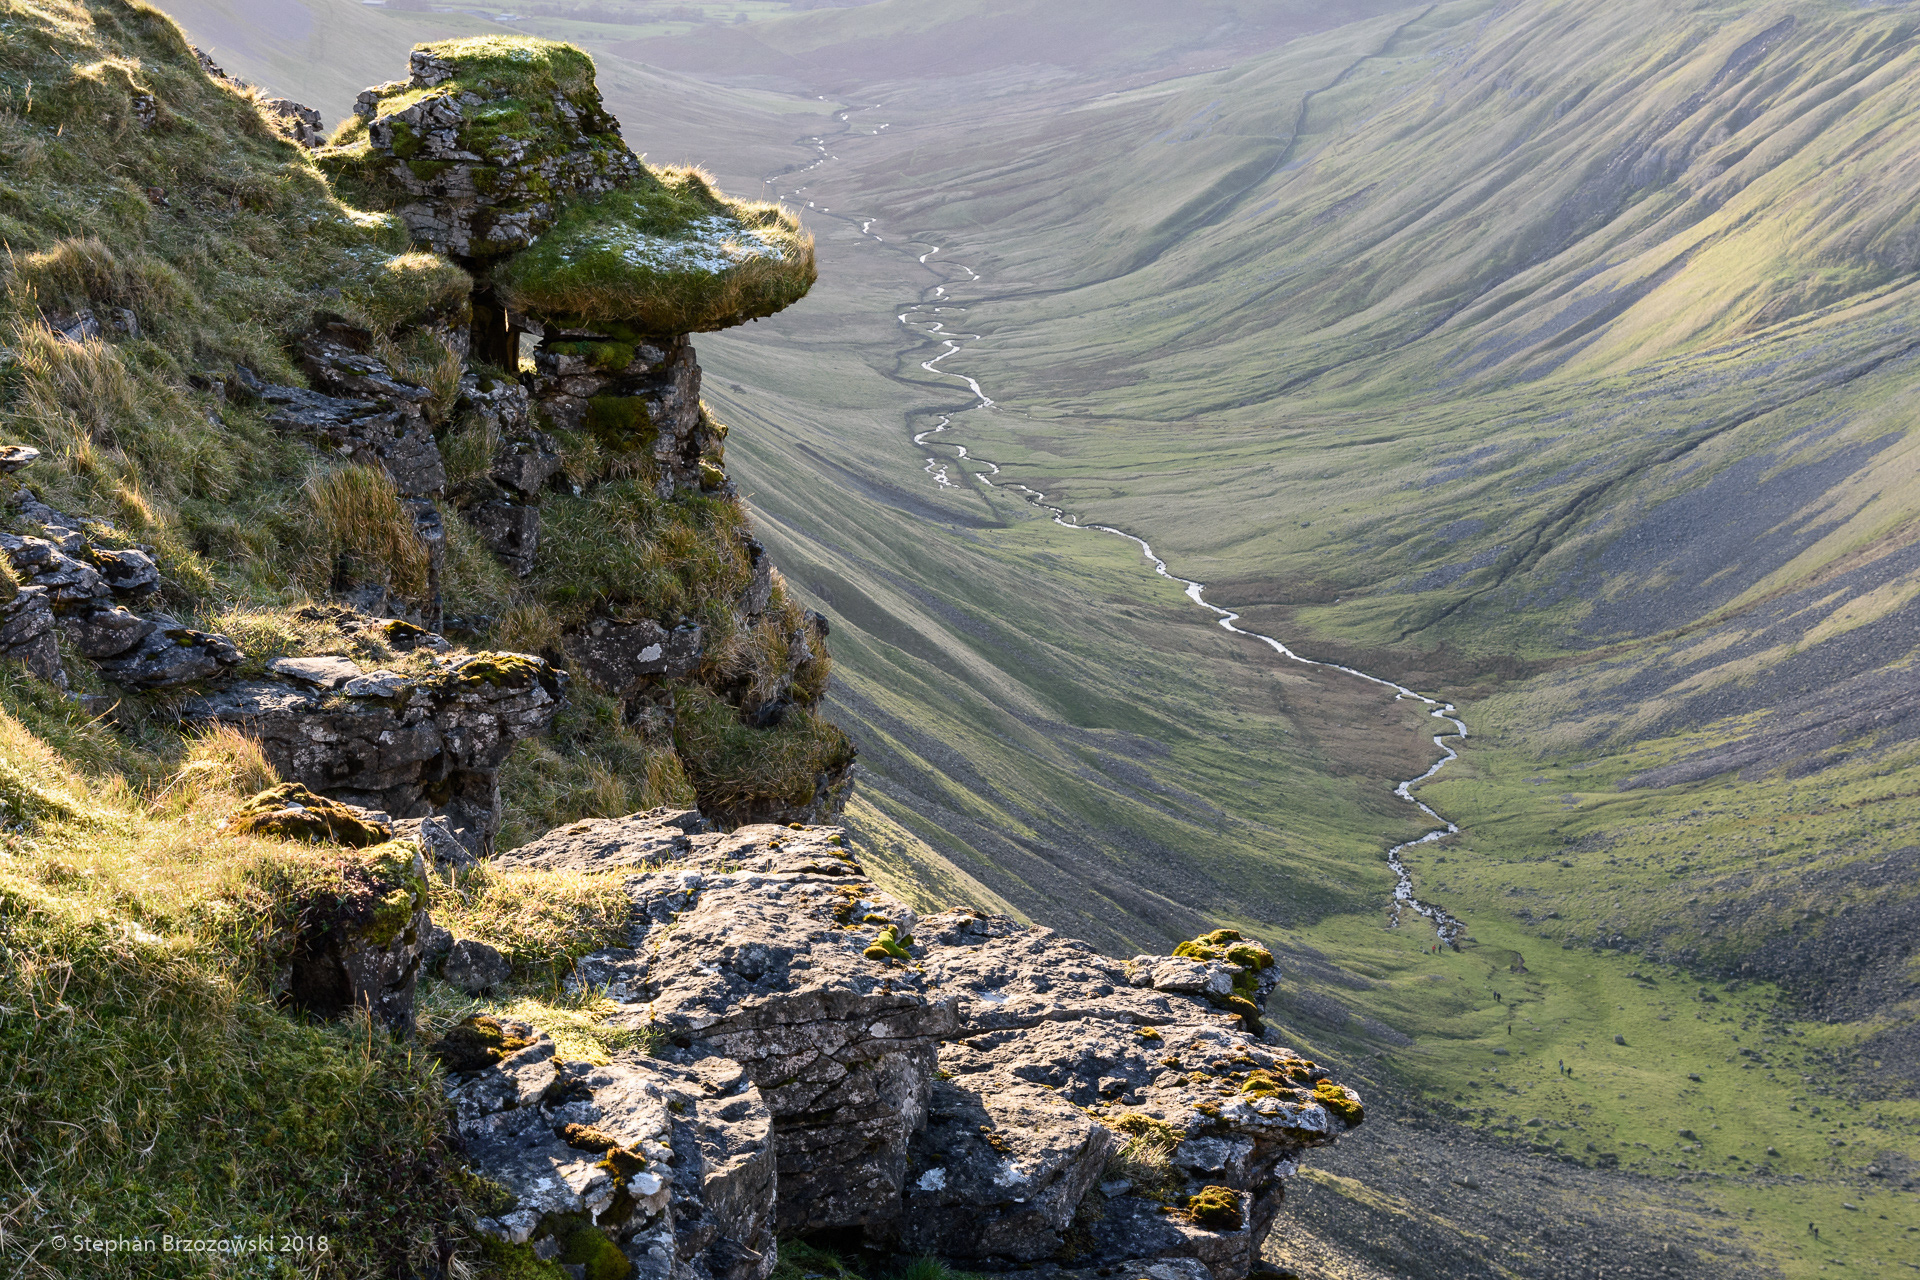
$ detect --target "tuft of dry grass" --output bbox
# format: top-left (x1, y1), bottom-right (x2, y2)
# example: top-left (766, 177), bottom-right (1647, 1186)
top-left (303, 463), bottom-right (431, 599)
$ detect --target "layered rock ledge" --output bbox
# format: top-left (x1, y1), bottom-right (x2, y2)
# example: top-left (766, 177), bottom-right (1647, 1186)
top-left (440, 812), bottom-right (1360, 1280)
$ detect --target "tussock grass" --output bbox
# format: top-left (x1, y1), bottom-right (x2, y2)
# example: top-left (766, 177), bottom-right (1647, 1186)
top-left (303, 463), bottom-right (432, 599)
top-left (428, 860), bottom-right (631, 983)
top-left (533, 479), bottom-right (755, 629)
top-left (671, 684), bottom-right (854, 823)
top-left (496, 166), bottom-right (815, 333)
top-left (497, 685), bottom-right (695, 848)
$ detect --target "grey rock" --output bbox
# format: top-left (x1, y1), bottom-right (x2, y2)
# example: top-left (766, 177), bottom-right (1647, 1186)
top-left (495, 807), bottom-right (711, 872)
top-left (183, 651), bottom-right (566, 849)
top-left (48, 309), bottom-right (100, 343)
top-left (268, 654), bottom-right (364, 689)
top-left (491, 432), bottom-right (562, 496)
top-left (421, 922), bottom-right (455, 968)
top-left (0, 533), bottom-right (110, 606)
top-left (566, 947), bottom-right (650, 1002)
top-left (899, 1075), bottom-right (1115, 1262)
top-left (298, 332), bottom-right (433, 406)
top-left (57, 605), bottom-right (153, 659)
top-left (741, 539), bottom-right (773, 616)
top-left (96, 621), bottom-right (243, 689)
top-left (0, 583), bottom-right (65, 689)
top-left (446, 1022), bottom-right (775, 1280)
top-left (107, 307), bottom-right (139, 339)
top-left (288, 847), bottom-right (430, 1032)
top-left (469, 500), bottom-right (539, 577)
top-left (444, 938), bottom-right (510, 993)
top-left (94, 547), bottom-right (159, 597)
top-left (395, 813), bottom-right (475, 868)
top-left (0, 445), bottom-right (39, 474)
top-left (378, 426), bottom-right (447, 496)
top-left (562, 618), bottom-right (703, 696)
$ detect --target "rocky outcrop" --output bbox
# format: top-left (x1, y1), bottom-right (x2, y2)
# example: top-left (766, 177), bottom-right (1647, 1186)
top-left (337, 44), bottom-right (643, 262)
top-left (435, 1016), bottom-right (777, 1280)
top-left (476, 813), bottom-right (1360, 1280)
top-left (3, 484), bottom-right (242, 691)
top-left (185, 650), bottom-right (565, 854)
top-left (283, 842), bottom-right (432, 1031)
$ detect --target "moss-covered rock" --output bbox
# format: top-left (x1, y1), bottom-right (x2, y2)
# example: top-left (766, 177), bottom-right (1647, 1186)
top-left (431, 1013), bottom-right (536, 1073)
top-left (317, 38), bottom-right (643, 260)
top-left (495, 168), bottom-right (815, 333)
top-left (1186, 1185), bottom-right (1244, 1229)
top-left (227, 781), bottom-right (395, 846)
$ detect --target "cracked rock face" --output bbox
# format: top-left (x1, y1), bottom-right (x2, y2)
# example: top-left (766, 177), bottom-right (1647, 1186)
top-left (184, 651), bottom-right (565, 851)
top-left (439, 1018), bottom-right (776, 1280)
top-left (335, 42), bottom-right (643, 260)
top-left (529, 332), bottom-right (715, 498)
top-left (497, 816), bottom-right (1360, 1280)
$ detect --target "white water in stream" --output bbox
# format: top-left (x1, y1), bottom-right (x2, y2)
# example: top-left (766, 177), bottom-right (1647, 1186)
top-left (773, 109), bottom-right (1471, 945)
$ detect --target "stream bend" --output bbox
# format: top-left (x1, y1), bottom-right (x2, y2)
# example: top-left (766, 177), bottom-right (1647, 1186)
top-left (770, 108), bottom-right (1471, 946)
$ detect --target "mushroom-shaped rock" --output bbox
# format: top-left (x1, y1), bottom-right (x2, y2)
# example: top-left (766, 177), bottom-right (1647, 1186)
top-left (319, 37), bottom-right (643, 261)
top-left (495, 169), bottom-right (815, 335)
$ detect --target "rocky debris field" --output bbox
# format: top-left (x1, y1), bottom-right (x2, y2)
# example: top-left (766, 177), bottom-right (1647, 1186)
top-left (425, 811), bottom-right (1362, 1279)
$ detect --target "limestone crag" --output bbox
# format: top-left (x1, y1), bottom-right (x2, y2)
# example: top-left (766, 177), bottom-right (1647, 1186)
top-left (185, 650), bottom-right (565, 853)
top-left (479, 812), bottom-right (1361, 1280)
top-left (3, 484), bottom-right (241, 691)
top-left (342, 46), bottom-right (642, 261)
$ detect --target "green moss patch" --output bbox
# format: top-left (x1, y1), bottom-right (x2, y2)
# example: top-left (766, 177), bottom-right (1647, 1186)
top-left (226, 781), bottom-right (394, 846)
top-left (431, 1014), bottom-right (536, 1073)
top-left (497, 168), bottom-right (815, 333)
top-left (1185, 1185), bottom-right (1243, 1229)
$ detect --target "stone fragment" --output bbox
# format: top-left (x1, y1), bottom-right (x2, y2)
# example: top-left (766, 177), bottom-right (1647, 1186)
top-left (444, 938), bottom-right (510, 992)
top-left (0, 445), bottom-right (39, 474)
top-left (395, 813), bottom-right (475, 867)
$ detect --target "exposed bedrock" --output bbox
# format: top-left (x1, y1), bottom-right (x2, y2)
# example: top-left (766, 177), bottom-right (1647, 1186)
top-left (473, 811), bottom-right (1361, 1279)
top-left (185, 649), bottom-right (565, 854)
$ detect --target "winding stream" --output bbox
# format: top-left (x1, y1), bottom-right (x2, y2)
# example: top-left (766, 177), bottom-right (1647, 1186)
top-left (770, 109), bottom-right (1471, 946)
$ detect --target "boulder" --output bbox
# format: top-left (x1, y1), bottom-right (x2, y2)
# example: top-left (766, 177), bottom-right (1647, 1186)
top-left (226, 781), bottom-right (394, 846)
top-left (284, 843), bottom-right (431, 1031)
top-left (56, 603), bottom-right (151, 659)
top-left (443, 938), bottom-right (510, 993)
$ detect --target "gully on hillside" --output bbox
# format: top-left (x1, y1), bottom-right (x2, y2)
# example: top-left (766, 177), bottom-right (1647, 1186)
top-left (768, 107), bottom-right (1472, 946)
